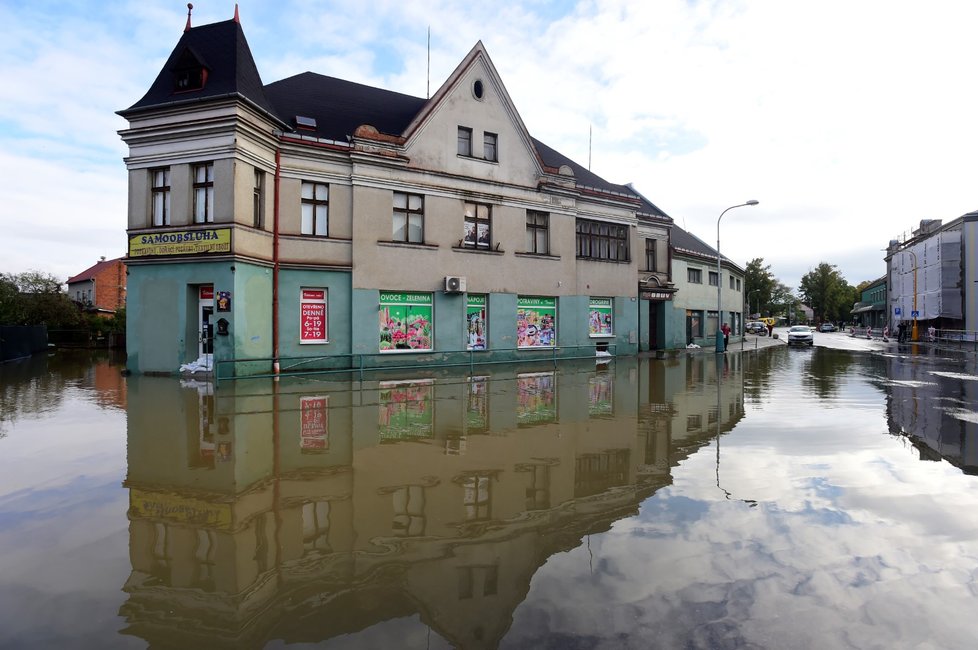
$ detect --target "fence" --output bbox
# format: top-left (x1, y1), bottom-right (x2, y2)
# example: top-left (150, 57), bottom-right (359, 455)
top-left (0, 325), bottom-right (47, 362)
top-left (215, 343), bottom-right (616, 385)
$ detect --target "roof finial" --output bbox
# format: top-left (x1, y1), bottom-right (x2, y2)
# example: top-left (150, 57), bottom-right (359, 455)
top-left (184, 3), bottom-right (193, 32)
top-left (233, 3), bottom-right (240, 23)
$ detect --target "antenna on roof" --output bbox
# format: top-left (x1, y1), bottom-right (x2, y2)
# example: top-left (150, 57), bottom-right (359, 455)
top-left (184, 3), bottom-right (193, 32)
top-left (426, 26), bottom-right (431, 99)
top-left (588, 124), bottom-right (592, 171)
top-left (233, 3), bottom-right (240, 23)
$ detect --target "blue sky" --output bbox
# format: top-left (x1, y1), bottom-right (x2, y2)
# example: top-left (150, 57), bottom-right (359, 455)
top-left (4, 0), bottom-right (978, 290)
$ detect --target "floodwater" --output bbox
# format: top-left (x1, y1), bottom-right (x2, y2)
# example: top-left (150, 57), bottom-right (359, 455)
top-left (1, 346), bottom-right (977, 649)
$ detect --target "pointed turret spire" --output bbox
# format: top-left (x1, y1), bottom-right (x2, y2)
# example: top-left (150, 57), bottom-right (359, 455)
top-left (233, 3), bottom-right (240, 23)
top-left (184, 3), bottom-right (193, 32)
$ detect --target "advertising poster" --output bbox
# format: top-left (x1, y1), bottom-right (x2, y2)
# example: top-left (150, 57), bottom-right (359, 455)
top-left (466, 376), bottom-right (489, 432)
top-left (300, 289), bottom-right (327, 343)
top-left (517, 296), bottom-right (556, 348)
top-left (588, 297), bottom-right (614, 336)
top-left (516, 372), bottom-right (557, 426)
top-left (379, 379), bottom-right (434, 441)
top-left (588, 371), bottom-right (613, 416)
top-left (300, 396), bottom-right (329, 451)
top-left (379, 292), bottom-right (433, 352)
top-left (466, 294), bottom-right (488, 350)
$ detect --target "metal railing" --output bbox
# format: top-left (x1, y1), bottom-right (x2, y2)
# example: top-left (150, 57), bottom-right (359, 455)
top-left (214, 343), bottom-right (617, 384)
top-left (932, 329), bottom-right (978, 351)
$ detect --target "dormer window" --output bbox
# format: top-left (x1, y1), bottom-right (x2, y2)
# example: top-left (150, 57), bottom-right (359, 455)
top-left (295, 115), bottom-right (317, 131)
top-left (174, 68), bottom-right (206, 91)
top-left (171, 47), bottom-right (208, 93)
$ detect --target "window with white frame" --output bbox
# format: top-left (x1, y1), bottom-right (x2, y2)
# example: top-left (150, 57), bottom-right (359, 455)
top-left (193, 162), bottom-right (214, 223)
top-left (151, 168), bottom-right (170, 226)
top-left (253, 169), bottom-right (265, 229)
top-left (457, 126), bottom-right (472, 156)
top-left (301, 182), bottom-right (328, 236)
top-left (483, 132), bottom-right (498, 162)
top-left (393, 192), bottom-right (424, 243)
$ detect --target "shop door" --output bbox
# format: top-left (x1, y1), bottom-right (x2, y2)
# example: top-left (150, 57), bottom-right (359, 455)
top-left (199, 286), bottom-right (214, 357)
top-left (648, 302), bottom-right (660, 350)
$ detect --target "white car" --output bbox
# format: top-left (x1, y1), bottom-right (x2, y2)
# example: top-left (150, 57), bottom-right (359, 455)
top-left (787, 325), bottom-right (814, 346)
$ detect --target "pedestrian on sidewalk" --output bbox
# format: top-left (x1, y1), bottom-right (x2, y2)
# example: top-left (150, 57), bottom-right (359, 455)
top-left (721, 322), bottom-right (731, 351)
top-left (766, 321), bottom-right (774, 338)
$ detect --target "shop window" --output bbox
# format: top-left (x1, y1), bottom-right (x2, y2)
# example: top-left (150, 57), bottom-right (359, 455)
top-left (516, 296), bottom-right (556, 348)
top-left (299, 288), bottom-right (327, 344)
top-left (588, 297), bottom-right (613, 337)
top-left (379, 292), bottom-right (433, 352)
top-left (466, 294), bottom-right (487, 350)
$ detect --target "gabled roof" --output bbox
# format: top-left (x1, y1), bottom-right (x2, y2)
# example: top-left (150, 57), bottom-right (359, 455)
top-left (67, 257), bottom-right (125, 284)
top-left (123, 17), bottom-right (662, 209)
top-left (264, 72), bottom-right (427, 141)
top-left (120, 19), bottom-right (279, 121)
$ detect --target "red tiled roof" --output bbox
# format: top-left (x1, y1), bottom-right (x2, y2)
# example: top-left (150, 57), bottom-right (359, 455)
top-left (67, 257), bottom-right (125, 284)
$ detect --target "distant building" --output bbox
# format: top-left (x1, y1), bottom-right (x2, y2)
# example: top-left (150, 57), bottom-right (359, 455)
top-left (668, 224), bottom-right (745, 348)
top-left (850, 277), bottom-right (886, 329)
top-left (66, 256), bottom-right (126, 316)
top-left (885, 216), bottom-right (970, 334)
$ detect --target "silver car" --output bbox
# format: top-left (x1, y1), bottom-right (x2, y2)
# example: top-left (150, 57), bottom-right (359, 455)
top-left (787, 325), bottom-right (814, 346)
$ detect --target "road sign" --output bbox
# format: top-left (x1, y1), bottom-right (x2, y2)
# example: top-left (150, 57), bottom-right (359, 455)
top-left (894, 307), bottom-right (902, 316)
top-left (911, 310), bottom-right (919, 318)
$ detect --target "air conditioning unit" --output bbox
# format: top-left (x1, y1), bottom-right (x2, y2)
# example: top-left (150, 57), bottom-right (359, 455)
top-left (444, 276), bottom-right (466, 293)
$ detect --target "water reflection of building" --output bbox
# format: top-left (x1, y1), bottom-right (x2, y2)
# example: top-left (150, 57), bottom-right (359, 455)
top-left (883, 355), bottom-right (978, 473)
top-left (120, 357), bottom-right (744, 648)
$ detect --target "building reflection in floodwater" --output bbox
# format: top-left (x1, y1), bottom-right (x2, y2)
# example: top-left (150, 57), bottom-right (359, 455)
top-left (879, 350), bottom-right (978, 473)
top-left (119, 355), bottom-right (746, 648)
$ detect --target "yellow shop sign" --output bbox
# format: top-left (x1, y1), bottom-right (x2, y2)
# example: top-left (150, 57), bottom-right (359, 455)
top-left (129, 228), bottom-right (231, 257)
top-left (130, 488), bottom-right (232, 528)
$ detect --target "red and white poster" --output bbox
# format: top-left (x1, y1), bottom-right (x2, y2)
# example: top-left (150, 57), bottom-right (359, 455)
top-left (300, 289), bottom-right (327, 343)
top-left (300, 396), bottom-right (328, 451)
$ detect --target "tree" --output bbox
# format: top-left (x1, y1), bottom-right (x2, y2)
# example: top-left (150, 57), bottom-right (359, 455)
top-left (0, 270), bottom-right (81, 328)
top-left (799, 263), bottom-right (849, 323)
top-left (744, 258), bottom-right (777, 317)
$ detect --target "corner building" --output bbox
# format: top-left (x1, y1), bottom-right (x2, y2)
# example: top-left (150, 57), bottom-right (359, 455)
top-left (119, 14), bottom-right (672, 375)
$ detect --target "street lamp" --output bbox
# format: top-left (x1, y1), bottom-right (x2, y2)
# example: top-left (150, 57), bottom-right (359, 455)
top-left (716, 200), bottom-right (760, 352)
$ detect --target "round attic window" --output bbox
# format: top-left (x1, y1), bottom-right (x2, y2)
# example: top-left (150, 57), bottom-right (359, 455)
top-left (473, 79), bottom-right (485, 100)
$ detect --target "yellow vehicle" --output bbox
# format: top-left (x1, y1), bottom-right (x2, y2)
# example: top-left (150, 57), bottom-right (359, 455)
top-left (759, 317), bottom-right (778, 327)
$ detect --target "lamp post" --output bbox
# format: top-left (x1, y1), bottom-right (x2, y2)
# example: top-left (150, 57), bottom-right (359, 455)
top-left (906, 250), bottom-right (919, 341)
top-left (716, 200), bottom-right (760, 352)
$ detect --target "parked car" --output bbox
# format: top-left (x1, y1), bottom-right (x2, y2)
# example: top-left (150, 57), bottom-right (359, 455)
top-left (787, 325), bottom-right (814, 346)
top-left (746, 321), bottom-right (767, 335)
top-left (819, 323), bottom-right (837, 332)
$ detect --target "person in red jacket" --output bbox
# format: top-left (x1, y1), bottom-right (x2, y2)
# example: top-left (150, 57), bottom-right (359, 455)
top-left (721, 322), bottom-right (731, 351)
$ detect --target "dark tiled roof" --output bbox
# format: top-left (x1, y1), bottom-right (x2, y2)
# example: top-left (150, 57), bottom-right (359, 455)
top-left (67, 258), bottom-right (125, 284)
top-left (531, 137), bottom-right (636, 197)
top-left (124, 19), bottom-right (660, 209)
top-left (264, 72), bottom-right (428, 141)
top-left (670, 223), bottom-right (738, 268)
top-left (121, 20), bottom-right (278, 119)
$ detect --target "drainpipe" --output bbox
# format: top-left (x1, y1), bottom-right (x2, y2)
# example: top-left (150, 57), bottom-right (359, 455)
top-left (273, 146), bottom-right (281, 375)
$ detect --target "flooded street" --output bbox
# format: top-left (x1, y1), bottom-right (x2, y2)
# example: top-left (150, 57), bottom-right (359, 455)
top-left (2, 346), bottom-right (978, 649)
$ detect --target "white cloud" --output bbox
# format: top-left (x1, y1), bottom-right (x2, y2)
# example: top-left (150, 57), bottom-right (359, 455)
top-left (3, 0), bottom-right (978, 290)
